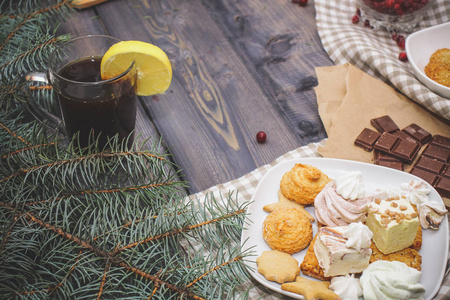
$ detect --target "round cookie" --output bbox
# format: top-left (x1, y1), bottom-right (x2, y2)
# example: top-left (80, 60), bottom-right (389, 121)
top-left (263, 207), bottom-right (313, 254)
top-left (280, 163), bottom-right (331, 205)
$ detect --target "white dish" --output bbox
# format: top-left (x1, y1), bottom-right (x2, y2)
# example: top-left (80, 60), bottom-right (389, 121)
top-left (240, 158), bottom-right (448, 300)
top-left (405, 22), bottom-right (450, 99)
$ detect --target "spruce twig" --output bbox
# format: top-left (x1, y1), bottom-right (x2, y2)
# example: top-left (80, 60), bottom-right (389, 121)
top-left (0, 1), bottom-right (254, 299)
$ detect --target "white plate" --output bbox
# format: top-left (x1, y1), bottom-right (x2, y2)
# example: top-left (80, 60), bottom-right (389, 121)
top-left (241, 158), bottom-right (448, 300)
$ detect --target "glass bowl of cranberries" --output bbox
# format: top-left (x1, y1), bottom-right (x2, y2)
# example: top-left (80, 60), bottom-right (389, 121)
top-left (356, 0), bottom-right (437, 32)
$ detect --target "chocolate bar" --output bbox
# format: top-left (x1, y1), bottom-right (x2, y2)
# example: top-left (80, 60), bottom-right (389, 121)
top-left (402, 124), bottom-right (432, 145)
top-left (370, 115), bottom-right (399, 133)
top-left (354, 128), bottom-right (380, 151)
top-left (409, 134), bottom-right (450, 200)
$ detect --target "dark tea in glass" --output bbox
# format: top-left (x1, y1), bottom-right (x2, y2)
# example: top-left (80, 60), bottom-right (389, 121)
top-left (48, 35), bottom-right (137, 149)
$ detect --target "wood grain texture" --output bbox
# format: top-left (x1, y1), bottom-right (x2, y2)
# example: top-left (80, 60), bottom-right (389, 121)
top-left (56, 0), bottom-right (333, 193)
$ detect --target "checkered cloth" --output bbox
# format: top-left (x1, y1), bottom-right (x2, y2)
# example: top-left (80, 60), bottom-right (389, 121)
top-left (315, 0), bottom-right (450, 121)
top-left (190, 141), bottom-right (450, 299)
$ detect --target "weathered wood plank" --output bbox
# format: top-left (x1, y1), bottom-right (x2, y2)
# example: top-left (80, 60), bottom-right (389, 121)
top-left (92, 0), bottom-right (306, 193)
top-left (203, 0), bottom-right (333, 143)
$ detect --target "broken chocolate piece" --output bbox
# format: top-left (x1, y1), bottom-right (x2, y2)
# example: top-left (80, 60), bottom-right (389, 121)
top-left (375, 159), bottom-right (404, 171)
top-left (442, 167), bottom-right (450, 179)
top-left (391, 138), bottom-right (421, 164)
top-left (422, 144), bottom-right (450, 163)
top-left (402, 124), bottom-right (432, 145)
top-left (414, 156), bottom-right (447, 174)
top-left (410, 167), bottom-right (439, 186)
top-left (355, 128), bottom-right (380, 151)
top-left (435, 177), bottom-right (450, 198)
top-left (431, 135), bottom-right (450, 150)
top-left (373, 150), bottom-right (399, 162)
top-left (374, 132), bottom-right (400, 153)
top-left (370, 115), bottom-right (400, 133)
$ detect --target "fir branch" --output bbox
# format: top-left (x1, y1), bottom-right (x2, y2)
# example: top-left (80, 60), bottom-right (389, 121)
top-left (0, 0), bottom-right (72, 52)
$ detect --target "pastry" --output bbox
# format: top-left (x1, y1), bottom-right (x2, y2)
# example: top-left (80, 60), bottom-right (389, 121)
top-left (300, 234), bottom-right (331, 281)
top-left (314, 223), bottom-right (372, 277)
top-left (314, 175), bottom-right (371, 227)
top-left (280, 163), bottom-right (331, 205)
top-left (262, 207), bottom-right (313, 254)
top-left (366, 196), bottom-right (419, 254)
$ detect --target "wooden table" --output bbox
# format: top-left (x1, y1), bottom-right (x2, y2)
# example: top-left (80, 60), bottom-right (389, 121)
top-left (59, 0), bottom-right (332, 194)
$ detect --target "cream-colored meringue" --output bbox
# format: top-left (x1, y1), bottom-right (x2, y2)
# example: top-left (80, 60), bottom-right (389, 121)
top-left (419, 201), bottom-right (447, 229)
top-left (334, 171), bottom-right (365, 200)
top-left (360, 261), bottom-right (425, 300)
top-left (401, 180), bottom-right (431, 206)
top-left (315, 181), bottom-right (371, 227)
top-left (343, 222), bottom-right (373, 252)
top-left (330, 274), bottom-right (362, 300)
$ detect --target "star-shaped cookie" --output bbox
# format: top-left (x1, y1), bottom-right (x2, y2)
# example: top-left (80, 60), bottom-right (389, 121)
top-left (281, 276), bottom-right (340, 300)
top-left (263, 190), bottom-right (315, 222)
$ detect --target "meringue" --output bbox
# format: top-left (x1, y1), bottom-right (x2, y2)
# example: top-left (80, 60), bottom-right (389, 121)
top-left (419, 201), bottom-right (447, 229)
top-left (343, 222), bottom-right (373, 252)
top-left (401, 180), bottom-right (431, 206)
top-left (360, 261), bottom-right (425, 300)
top-left (330, 274), bottom-right (362, 300)
top-left (334, 171), bottom-right (365, 200)
top-left (315, 181), bottom-right (371, 227)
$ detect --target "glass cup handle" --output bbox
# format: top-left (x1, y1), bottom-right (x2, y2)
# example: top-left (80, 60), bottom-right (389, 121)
top-left (21, 71), bottom-right (66, 135)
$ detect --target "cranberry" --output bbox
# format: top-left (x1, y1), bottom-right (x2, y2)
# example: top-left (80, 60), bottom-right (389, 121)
top-left (398, 52), bottom-right (408, 62)
top-left (364, 19), bottom-right (371, 28)
top-left (352, 15), bottom-right (360, 24)
top-left (396, 35), bottom-right (405, 49)
top-left (391, 33), bottom-right (398, 41)
top-left (298, 0), bottom-right (308, 6)
top-left (256, 131), bottom-right (267, 143)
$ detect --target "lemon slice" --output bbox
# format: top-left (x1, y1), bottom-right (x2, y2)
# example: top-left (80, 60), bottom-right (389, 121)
top-left (101, 41), bottom-right (172, 96)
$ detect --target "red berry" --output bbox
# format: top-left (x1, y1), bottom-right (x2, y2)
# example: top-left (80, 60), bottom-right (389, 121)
top-left (256, 131), bottom-right (267, 143)
top-left (391, 33), bottom-right (398, 41)
top-left (352, 15), bottom-right (360, 24)
top-left (399, 52), bottom-right (408, 62)
top-left (396, 35), bottom-right (405, 50)
top-left (298, 0), bottom-right (308, 6)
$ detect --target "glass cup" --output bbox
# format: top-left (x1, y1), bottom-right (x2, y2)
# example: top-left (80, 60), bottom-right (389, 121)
top-left (356, 0), bottom-right (437, 32)
top-left (26, 35), bottom-right (137, 149)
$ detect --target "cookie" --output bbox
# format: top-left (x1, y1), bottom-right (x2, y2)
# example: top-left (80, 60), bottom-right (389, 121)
top-left (281, 276), bottom-right (340, 300)
top-left (425, 48), bottom-right (450, 87)
top-left (280, 163), bottom-right (331, 205)
top-left (369, 242), bottom-right (422, 271)
top-left (256, 250), bottom-right (300, 283)
top-left (263, 190), bottom-right (315, 222)
top-left (263, 207), bottom-right (313, 254)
